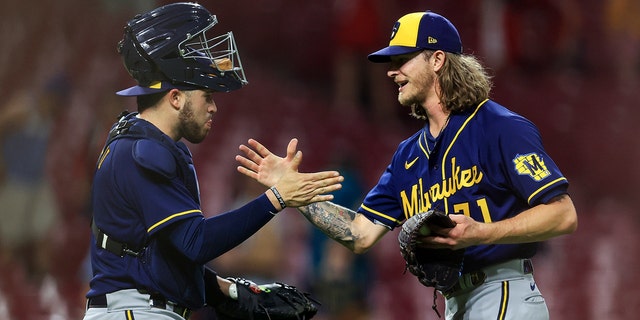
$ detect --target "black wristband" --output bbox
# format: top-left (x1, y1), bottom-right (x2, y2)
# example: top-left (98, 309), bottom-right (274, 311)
top-left (269, 186), bottom-right (286, 210)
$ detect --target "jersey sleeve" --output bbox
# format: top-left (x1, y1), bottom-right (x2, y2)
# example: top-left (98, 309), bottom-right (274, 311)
top-left (490, 115), bottom-right (568, 206)
top-left (358, 149), bottom-right (407, 229)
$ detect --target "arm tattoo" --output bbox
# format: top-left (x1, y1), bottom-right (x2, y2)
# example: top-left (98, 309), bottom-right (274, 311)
top-left (298, 202), bottom-right (359, 251)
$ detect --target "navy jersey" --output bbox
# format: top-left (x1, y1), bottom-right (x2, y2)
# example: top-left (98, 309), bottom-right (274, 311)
top-left (359, 99), bottom-right (568, 272)
top-left (88, 115), bottom-right (206, 307)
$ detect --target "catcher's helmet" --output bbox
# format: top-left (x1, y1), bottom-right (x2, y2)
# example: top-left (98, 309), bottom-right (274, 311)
top-left (117, 2), bottom-right (247, 94)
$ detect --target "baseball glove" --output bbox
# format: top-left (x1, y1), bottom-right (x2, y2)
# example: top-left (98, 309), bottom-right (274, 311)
top-left (398, 209), bottom-right (465, 292)
top-left (213, 278), bottom-right (319, 320)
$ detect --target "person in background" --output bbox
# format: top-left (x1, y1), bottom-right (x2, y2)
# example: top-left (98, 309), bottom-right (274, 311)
top-left (0, 76), bottom-right (68, 319)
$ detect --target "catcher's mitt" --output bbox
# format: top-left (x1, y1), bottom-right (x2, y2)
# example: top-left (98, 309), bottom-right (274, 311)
top-left (398, 209), bottom-right (465, 292)
top-left (214, 278), bottom-right (319, 320)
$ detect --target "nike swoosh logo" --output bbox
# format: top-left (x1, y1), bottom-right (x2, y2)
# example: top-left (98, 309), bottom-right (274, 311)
top-left (530, 282), bottom-right (536, 291)
top-left (405, 157), bottom-right (419, 170)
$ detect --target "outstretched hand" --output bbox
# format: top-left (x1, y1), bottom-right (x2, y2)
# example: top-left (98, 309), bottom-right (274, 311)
top-left (236, 138), bottom-right (343, 208)
top-left (236, 138), bottom-right (298, 187)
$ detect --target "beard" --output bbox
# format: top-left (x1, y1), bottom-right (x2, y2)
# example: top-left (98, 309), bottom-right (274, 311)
top-left (399, 69), bottom-right (437, 120)
top-left (398, 68), bottom-right (435, 108)
top-left (179, 99), bottom-right (209, 144)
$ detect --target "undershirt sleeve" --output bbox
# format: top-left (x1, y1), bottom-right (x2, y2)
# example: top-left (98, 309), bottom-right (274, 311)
top-left (165, 193), bottom-right (277, 264)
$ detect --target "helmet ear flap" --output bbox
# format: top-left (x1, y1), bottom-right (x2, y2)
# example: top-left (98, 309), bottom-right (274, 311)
top-left (117, 31), bottom-right (165, 87)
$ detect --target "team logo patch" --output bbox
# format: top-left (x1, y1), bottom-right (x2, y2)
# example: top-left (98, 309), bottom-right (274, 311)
top-left (512, 153), bottom-right (550, 181)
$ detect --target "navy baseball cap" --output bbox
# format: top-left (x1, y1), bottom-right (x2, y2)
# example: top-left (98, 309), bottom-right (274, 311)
top-left (368, 11), bottom-right (462, 63)
top-left (116, 81), bottom-right (203, 96)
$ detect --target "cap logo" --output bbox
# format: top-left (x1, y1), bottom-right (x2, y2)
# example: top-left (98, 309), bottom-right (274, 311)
top-left (388, 13), bottom-right (423, 48)
top-left (390, 21), bottom-right (400, 40)
top-left (428, 36), bottom-right (438, 44)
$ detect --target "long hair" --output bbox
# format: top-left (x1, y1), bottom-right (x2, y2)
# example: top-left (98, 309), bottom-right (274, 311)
top-left (411, 51), bottom-right (492, 119)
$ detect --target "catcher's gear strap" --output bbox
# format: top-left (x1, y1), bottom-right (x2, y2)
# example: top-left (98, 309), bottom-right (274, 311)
top-left (96, 111), bottom-right (134, 162)
top-left (91, 219), bottom-right (145, 257)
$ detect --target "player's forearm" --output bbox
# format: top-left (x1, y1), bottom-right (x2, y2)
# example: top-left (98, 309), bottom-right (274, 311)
top-left (298, 202), bottom-right (360, 252)
top-left (481, 194), bottom-right (577, 244)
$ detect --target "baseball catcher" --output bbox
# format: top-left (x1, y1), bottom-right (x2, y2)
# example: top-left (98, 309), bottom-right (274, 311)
top-left (83, 3), bottom-right (342, 320)
top-left (205, 268), bottom-right (319, 320)
top-left (398, 209), bottom-right (465, 291)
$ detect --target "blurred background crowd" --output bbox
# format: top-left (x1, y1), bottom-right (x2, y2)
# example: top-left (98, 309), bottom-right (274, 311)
top-left (0, 0), bottom-right (638, 319)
